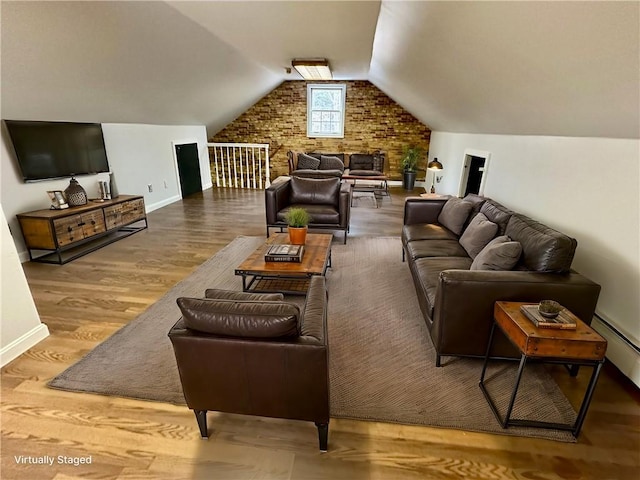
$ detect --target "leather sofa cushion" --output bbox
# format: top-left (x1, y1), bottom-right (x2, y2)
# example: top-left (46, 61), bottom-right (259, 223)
top-left (292, 169), bottom-right (343, 178)
top-left (297, 153), bottom-right (321, 170)
top-left (205, 289), bottom-right (284, 302)
top-left (307, 152), bottom-right (345, 163)
top-left (437, 197), bottom-right (473, 235)
top-left (406, 239), bottom-right (468, 261)
top-left (278, 204), bottom-right (339, 225)
top-left (319, 155), bottom-right (345, 172)
top-left (348, 169), bottom-right (384, 176)
top-left (290, 176), bottom-right (340, 206)
top-left (479, 200), bottom-right (513, 235)
top-left (414, 256), bottom-right (474, 318)
top-left (177, 298), bottom-right (300, 338)
top-left (470, 235), bottom-right (522, 271)
top-left (461, 193), bottom-right (487, 229)
top-left (402, 224), bottom-right (458, 244)
top-left (505, 214), bottom-right (577, 273)
top-left (459, 213), bottom-right (498, 259)
top-left (349, 154), bottom-right (374, 170)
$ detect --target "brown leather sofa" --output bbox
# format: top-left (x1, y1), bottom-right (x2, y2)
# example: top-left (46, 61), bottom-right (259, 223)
top-left (265, 176), bottom-right (351, 243)
top-left (402, 194), bottom-right (601, 366)
top-left (168, 276), bottom-right (330, 450)
top-left (287, 151), bottom-right (386, 178)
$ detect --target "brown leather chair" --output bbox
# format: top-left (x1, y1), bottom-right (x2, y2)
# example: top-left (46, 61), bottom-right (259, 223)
top-left (265, 176), bottom-right (351, 243)
top-left (168, 276), bottom-right (330, 451)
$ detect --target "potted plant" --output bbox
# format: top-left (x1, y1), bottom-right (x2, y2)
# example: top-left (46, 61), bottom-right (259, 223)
top-left (401, 146), bottom-right (424, 190)
top-left (284, 207), bottom-right (311, 245)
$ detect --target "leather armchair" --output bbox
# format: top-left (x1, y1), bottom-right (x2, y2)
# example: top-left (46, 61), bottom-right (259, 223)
top-left (265, 176), bottom-right (351, 244)
top-left (168, 276), bottom-right (330, 451)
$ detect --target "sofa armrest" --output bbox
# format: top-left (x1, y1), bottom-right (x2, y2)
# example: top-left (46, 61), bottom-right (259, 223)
top-left (300, 276), bottom-right (328, 345)
top-left (265, 177), bottom-right (292, 224)
top-left (432, 269), bottom-right (601, 357)
top-left (338, 180), bottom-right (352, 228)
top-left (404, 197), bottom-right (448, 225)
top-left (287, 151), bottom-right (297, 174)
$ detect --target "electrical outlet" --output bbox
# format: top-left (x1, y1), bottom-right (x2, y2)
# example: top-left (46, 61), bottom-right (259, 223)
top-left (164, 180), bottom-right (168, 189)
top-left (147, 184), bottom-right (153, 193)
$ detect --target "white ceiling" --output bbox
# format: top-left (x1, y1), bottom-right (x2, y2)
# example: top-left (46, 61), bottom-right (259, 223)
top-left (1, 1), bottom-right (638, 139)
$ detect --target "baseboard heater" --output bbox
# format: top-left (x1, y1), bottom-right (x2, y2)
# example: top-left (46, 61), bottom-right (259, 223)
top-left (592, 313), bottom-right (640, 388)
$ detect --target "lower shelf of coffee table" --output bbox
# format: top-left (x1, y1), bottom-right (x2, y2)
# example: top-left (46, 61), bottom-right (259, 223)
top-left (245, 276), bottom-right (312, 295)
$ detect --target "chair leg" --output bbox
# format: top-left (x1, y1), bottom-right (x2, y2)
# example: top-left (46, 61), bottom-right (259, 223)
top-left (194, 410), bottom-right (208, 438)
top-left (315, 422), bottom-right (329, 451)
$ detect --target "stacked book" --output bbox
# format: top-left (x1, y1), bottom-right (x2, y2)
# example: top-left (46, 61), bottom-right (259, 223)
top-left (264, 244), bottom-right (304, 263)
top-left (520, 304), bottom-right (577, 330)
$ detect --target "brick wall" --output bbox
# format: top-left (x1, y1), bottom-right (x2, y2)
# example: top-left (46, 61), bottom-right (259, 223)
top-left (210, 80), bottom-right (431, 181)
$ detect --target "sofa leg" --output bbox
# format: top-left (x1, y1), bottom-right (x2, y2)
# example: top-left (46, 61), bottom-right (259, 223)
top-left (344, 230), bottom-right (347, 244)
top-left (194, 410), bottom-right (208, 438)
top-left (402, 248), bottom-right (405, 262)
top-left (266, 226), bottom-right (270, 238)
top-left (315, 422), bottom-right (329, 452)
top-left (435, 355), bottom-right (441, 367)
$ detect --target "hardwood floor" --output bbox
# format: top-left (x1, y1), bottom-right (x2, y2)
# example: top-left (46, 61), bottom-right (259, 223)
top-left (2, 187), bottom-right (639, 480)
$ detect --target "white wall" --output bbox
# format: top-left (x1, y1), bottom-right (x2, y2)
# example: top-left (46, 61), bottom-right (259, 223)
top-left (429, 131), bottom-right (640, 383)
top-left (0, 205), bottom-right (49, 366)
top-left (1, 123), bottom-right (211, 260)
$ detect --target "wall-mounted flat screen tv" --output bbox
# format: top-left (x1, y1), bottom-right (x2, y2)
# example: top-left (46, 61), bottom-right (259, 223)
top-left (5, 120), bottom-right (110, 182)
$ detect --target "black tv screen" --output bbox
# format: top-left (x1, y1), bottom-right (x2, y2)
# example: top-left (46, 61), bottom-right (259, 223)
top-left (5, 120), bottom-right (110, 182)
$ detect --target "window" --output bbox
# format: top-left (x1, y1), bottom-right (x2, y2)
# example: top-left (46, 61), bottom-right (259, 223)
top-left (307, 84), bottom-right (346, 138)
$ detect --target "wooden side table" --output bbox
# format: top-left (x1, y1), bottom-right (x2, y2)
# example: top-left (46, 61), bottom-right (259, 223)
top-left (479, 301), bottom-right (607, 438)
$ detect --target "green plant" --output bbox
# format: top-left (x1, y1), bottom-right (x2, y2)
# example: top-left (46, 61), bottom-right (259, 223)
top-left (401, 146), bottom-right (425, 172)
top-left (284, 207), bottom-right (311, 228)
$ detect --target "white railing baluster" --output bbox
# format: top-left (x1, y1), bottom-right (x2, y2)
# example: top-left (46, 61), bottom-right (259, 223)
top-left (207, 142), bottom-right (271, 190)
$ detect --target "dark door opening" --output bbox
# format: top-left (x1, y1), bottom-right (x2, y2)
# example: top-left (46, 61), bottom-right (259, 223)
top-left (463, 155), bottom-right (486, 196)
top-left (175, 143), bottom-right (202, 198)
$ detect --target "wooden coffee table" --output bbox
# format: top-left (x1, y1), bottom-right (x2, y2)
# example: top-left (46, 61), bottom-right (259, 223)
top-left (479, 301), bottom-right (607, 438)
top-left (235, 233), bottom-right (332, 295)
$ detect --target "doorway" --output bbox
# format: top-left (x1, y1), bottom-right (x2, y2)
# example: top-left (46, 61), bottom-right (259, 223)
top-left (175, 142), bottom-right (202, 198)
top-left (458, 150), bottom-right (490, 197)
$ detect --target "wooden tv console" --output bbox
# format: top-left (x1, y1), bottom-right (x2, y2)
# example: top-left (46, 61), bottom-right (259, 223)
top-left (17, 194), bottom-right (147, 264)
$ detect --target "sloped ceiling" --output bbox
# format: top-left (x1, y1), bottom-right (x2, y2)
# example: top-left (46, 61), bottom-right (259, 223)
top-left (1, 1), bottom-right (638, 139)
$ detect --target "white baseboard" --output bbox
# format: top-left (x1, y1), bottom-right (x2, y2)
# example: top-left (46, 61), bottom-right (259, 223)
top-left (145, 194), bottom-right (182, 213)
top-left (1, 323), bottom-right (50, 367)
top-left (591, 316), bottom-right (640, 388)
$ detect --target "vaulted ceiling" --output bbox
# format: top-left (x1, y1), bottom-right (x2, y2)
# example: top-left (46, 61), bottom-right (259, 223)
top-left (1, 1), bottom-right (638, 139)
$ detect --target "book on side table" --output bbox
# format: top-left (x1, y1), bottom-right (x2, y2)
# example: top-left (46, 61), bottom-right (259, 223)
top-left (264, 244), bottom-right (304, 263)
top-left (520, 304), bottom-right (577, 330)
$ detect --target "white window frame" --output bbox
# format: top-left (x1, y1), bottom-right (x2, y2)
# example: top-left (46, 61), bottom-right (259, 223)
top-left (306, 84), bottom-right (346, 138)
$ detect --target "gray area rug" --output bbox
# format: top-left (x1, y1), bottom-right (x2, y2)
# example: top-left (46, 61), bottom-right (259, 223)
top-left (49, 236), bottom-right (577, 442)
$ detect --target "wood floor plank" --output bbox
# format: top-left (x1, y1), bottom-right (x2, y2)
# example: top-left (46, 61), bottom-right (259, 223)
top-left (2, 186), bottom-right (639, 480)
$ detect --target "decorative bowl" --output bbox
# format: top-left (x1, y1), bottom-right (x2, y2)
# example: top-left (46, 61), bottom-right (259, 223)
top-left (538, 300), bottom-right (563, 319)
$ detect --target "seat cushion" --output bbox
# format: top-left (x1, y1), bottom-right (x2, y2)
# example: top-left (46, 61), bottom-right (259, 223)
top-left (278, 204), bottom-right (339, 225)
top-left (470, 235), bottom-right (522, 271)
top-left (505, 214), bottom-right (577, 273)
top-left (413, 256), bottom-right (473, 318)
top-left (177, 298), bottom-right (300, 338)
top-left (402, 224), bottom-right (458, 244)
top-left (459, 212), bottom-right (498, 259)
top-left (348, 169), bottom-right (384, 177)
top-left (437, 197), bottom-right (473, 235)
top-left (406, 239), bottom-right (469, 260)
top-left (292, 169), bottom-right (343, 178)
top-left (290, 176), bottom-right (340, 206)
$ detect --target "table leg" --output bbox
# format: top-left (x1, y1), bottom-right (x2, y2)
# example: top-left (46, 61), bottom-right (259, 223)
top-left (572, 360), bottom-right (604, 437)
